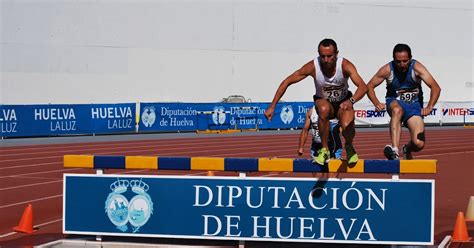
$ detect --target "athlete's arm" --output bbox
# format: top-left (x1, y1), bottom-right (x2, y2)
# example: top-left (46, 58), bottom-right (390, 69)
top-left (342, 59), bottom-right (368, 103)
top-left (265, 61), bottom-right (315, 121)
top-left (367, 64), bottom-right (390, 112)
top-left (414, 62), bottom-right (441, 116)
top-left (298, 108), bottom-right (313, 156)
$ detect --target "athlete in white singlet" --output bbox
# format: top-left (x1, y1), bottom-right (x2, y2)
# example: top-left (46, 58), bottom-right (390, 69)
top-left (265, 38), bottom-right (367, 165)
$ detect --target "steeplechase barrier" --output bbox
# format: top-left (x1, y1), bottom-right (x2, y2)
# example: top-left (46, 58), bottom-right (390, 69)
top-left (63, 155), bottom-right (437, 246)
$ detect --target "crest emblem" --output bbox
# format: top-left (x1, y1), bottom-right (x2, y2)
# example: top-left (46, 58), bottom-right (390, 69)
top-left (141, 106), bottom-right (156, 127)
top-left (105, 179), bottom-right (154, 233)
top-left (211, 106), bottom-right (226, 125)
top-left (280, 105), bottom-right (294, 124)
top-left (128, 179), bottom-right (153, 232)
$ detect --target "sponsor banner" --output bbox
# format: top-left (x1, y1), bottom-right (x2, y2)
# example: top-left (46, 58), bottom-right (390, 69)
top-left (138, 102), bottom-right (314, 132)
top-left (90, 103), bottom-right (136, 134)
top-left (354, 102), bottom-right (444, 125)
top-left (423, 102), bottom-right (443, 124)
top-left (354, 103), bottom-right (390, 125)
top-left (3, 101), bottom-right (472, 137)
top-left (0, 103), bottom-right (135, 137)
top-left (64, 174), bottom-right (434, 245)
top-left (441, 101), bottom-right (474, 124)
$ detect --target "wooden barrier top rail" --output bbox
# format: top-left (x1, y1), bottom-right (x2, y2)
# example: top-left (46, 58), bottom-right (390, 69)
top-left (64, 155), bottom-right (437, 174)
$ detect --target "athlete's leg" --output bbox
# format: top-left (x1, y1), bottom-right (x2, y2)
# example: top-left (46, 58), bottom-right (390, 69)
top-left (387, 100), bottom-right (404, 150)
top-left (337, 101), bottom-right (355, 145)
top-left (315, 98), bottom-right (335, 150)
top-left (313, 99), bottom-right (334, 165)
top-left (337, 101), bottom-right (358, 163)
top-left (328, 124), bottom-right (336, 158)
top-left (333, 123), bottom-right (343, 149)
top-left (404, 116), bottom-right (425, 159)
top-left (310, 142), bottom-right (323, 160)
top-left (331, 123), bottom-right (343, 159)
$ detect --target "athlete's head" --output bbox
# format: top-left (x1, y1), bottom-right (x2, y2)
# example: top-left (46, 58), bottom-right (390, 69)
top-left (318, 38), bottom-right (338, 70)
top-left (393, 43), bottom-right (412, 72)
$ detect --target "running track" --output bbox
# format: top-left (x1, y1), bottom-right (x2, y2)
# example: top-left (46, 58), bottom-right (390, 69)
top-left (1, 127), bottom-right (473, 247)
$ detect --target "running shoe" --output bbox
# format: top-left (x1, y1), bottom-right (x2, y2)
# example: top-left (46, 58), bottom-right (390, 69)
top-left (313, 147), bottom-right (330, 165)
top-left (345, 144), bottom-right (359, 164)
top-left (403, 144), bottom-right (413, 160)
top-left (383, 145), bottom-right (399, 160)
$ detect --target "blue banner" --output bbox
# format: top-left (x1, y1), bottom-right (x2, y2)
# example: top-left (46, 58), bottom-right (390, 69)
top-left (89, 103), bottom-right (136, 134)
top-left (64, 175), bottom-right (434, 245)
top-left (0, 103), bottom-right (136, 137)
top-left (138, 102), bottom-right (313, 132)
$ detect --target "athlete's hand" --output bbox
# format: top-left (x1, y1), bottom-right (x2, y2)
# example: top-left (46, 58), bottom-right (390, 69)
top-left (374, 102), bottom-right (386, 112)
top-left (421, 105), bottom-right (433, 116)
top-left (264, 107), bottom-right (274, 121)
top-left (298, 147), bottom-right (304, 156)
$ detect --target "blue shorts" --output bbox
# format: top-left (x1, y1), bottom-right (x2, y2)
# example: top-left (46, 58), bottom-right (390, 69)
top-left (386, 97), bottom-right (422, 126)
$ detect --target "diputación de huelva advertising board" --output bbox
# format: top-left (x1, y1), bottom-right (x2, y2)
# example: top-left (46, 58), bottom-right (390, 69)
top-left (64, 174), bottom-right (434, 245)
top-left (138, 102), bottom-right (314, 132)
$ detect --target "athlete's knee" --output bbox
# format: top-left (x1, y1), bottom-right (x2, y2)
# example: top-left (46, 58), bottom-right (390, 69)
top-left (316, 104), bottom-right (331, 118)
top-left (340, 103), bottom-right (354, 112)
top-left (411, 140), bottom-right (424, 151)
top-left (390, 106), bottom-right (403, 118)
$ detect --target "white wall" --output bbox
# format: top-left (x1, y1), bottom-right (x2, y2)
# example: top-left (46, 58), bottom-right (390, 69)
top-left (1, 0), bottom-right (472, 104)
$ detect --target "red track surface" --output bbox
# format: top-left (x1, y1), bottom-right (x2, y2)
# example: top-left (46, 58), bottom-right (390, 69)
top-left (1, 128), bottom-right (473, 247)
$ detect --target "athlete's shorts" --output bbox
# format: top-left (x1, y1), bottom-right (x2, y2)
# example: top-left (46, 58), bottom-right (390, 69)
top-left (386, 97), bottom-right (422, 126)
top-left (313, 91), bottom-right (353, 117)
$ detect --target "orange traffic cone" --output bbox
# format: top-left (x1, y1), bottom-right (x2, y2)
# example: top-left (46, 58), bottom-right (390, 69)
top-left (13, 204), bottom-right (36, 234)
top-left (452, 211), bottom-right (471, 242)
top-left (207, 171), bottom-right (214, 176)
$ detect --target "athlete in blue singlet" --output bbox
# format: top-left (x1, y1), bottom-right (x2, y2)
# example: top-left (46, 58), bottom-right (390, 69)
top-left (367, 44), bottom-right (441, 159)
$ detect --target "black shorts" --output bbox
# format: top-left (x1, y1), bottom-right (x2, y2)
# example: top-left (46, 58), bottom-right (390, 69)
top-left (313, 91), bottom-right (353, 117)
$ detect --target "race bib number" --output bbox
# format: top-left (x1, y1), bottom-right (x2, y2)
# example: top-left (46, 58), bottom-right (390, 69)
top-left (324, 88), bottom-right (347, 102)
top-left (397, 88), bottom-right (419, 103)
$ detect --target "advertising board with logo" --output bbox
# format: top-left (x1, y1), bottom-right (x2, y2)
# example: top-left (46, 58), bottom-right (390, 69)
top-left (64, 174), bottom-right (434, 245)
top-left (1, 103), bottom-right (135, 137)
top-left (138, 102), bottom-right (313, 132)
top-left (2, 101), bottom-right (472, 137)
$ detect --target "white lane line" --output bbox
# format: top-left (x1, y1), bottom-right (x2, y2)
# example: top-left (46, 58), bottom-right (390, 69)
top-left (35, 218), bottom-right (62, 228)
top-left (0, 135), bottom-right (300, 153)
top-left (0, 141), bottom-right (297, 163)
top-left (0, 161), bottom-right (61, 170)
top-left (1, 134), bottom-right (471, 158)
top-left (416, 150), bottom-right (474, 157)
top-left (0, 194), bottom-right (62, 209)
top-left (0, 168), bottom-right (81, 179)
top-left (0, 180), bottom-right (63, 191)
top-left (0, 231), bottom-right (17, 239)
top-left (437, 235), bottom-right (451, 248)
top-left (0, 218), bottom-right (62, 239)
top-left (3, 176), bottom-right (61, 180)
top-left (0, 138), bottom-right (295, 158)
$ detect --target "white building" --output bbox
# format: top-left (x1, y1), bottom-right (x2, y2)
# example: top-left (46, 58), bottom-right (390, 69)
top-left (1, 0), bottom-right (472, 104)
